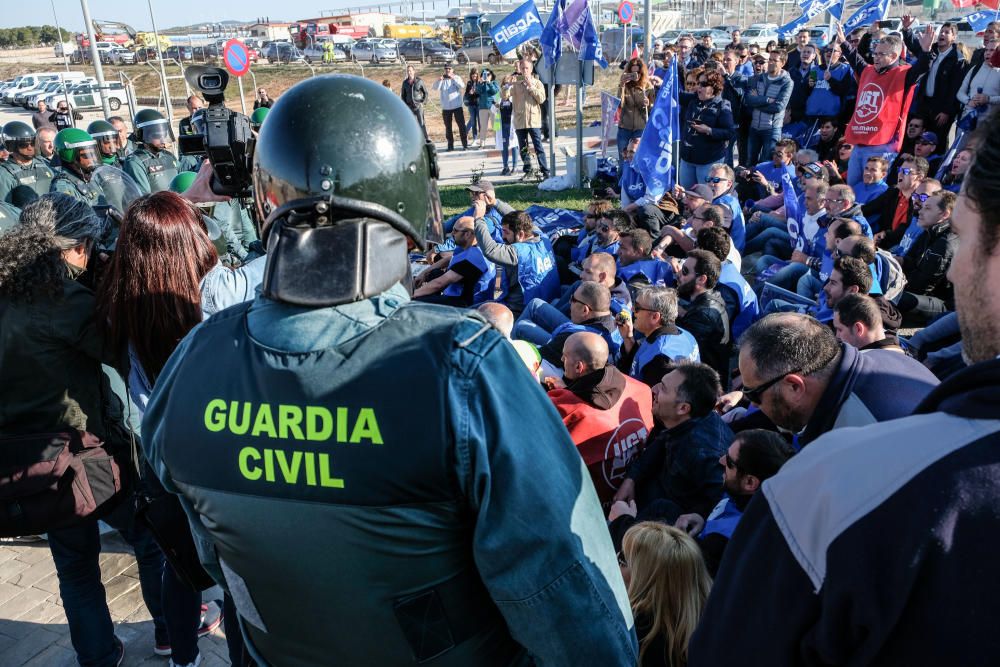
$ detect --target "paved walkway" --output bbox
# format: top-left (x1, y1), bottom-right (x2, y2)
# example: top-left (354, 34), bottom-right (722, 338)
top-left (0, 535), bottom-right (230, 666)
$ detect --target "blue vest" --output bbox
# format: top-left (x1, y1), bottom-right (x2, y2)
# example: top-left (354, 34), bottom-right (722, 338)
top-left (892, 218), bottom-right (925, 256)
top-left (718, 262), bottom-right (759, 339)
top-left (592, 239), bottom-right (621, 259)
top-left (443, 245), bottom-right (496, 305)
top-left (629, 328), bottom-right (700, 379)
top-left (701, 495), bottom-right (743, 540)
top-left (550, 321), bottom-right (623, 360)
top-left (571, 230), bottom-right (597, 263)
top-left (805, 63), bottom-right (851, 118)
top-left (512, 236), bottom-right (559, 303)
top-left (854, 180), bottom-right (888, 205)
top-left (754, 161), bottom-right (794, 198)
top-left (616, 259), bottom-right (675, 287)
top-left (715, 192), bottom-right (746, 252)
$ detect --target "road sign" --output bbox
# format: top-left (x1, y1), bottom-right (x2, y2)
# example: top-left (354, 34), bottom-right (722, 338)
top-left (618, 0), bottom-right (635, 24)
top-left (223, 39), bottom-right (251, 77)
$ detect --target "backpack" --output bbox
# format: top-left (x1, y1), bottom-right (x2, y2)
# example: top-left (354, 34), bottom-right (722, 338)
top-left (876, 249), bottom-right (907, 302)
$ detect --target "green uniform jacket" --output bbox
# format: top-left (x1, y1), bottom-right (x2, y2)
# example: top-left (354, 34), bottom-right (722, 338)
top-left (50, 168), bottom-right (108, 208)
top-left (0, 158), bottom-right (56, 203)
top-left (123, 147), bottom-right (178, 194)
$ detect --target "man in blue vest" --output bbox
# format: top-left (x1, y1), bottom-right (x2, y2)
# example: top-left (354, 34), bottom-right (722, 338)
top-left (697, 227), bottom-right (759, 340)
top-left (474, 207), bottom-right (559, 315)
top-left (616, 285), bottom-right (700, 387)
top-left (413, 216), bottom-right (496, 306)
top-left (538, 281), bottom-right (621, 368)
top-left (143, 76), bottom-right (637, 667)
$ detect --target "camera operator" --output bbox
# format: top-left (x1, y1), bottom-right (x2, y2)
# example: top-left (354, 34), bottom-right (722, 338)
top-left (143, 75), bottom-right (638, 666)
top-left (123, 109), bottom-right (179, 195)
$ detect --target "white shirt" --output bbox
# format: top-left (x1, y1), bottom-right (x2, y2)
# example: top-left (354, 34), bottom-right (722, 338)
top-left (802, 208), bottom-right (826, 244)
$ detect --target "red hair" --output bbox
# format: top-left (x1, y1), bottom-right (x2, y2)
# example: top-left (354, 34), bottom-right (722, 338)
top-left (98, 191), bottom-right (218, 379)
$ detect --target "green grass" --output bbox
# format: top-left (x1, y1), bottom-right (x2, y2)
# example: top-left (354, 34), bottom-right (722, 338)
top-left (440, 183), bottom-right (593, 217)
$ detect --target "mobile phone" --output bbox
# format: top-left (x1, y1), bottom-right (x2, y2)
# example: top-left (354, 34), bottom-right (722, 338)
top-left (877, 20), bottom-right (893, 28)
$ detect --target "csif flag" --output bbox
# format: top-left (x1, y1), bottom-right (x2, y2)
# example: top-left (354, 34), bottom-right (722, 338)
top-left (490, 0), bottom-right (544, 53)
top-left (842, 0), bottom-right (891, 33)
top-left (964, 9), bottom-right (996, 32)
top-left (540, 0), bottom-right (565, 68)
top-left (633, 56), bottom-right (680, 200)
top-left (579, 3), bottom-right (608, 67)
top-left (782, 171), bottom-right (806, 252)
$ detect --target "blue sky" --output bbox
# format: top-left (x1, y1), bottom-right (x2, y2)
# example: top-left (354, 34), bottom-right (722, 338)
top-left (2, 0), bottom-right (365, 32)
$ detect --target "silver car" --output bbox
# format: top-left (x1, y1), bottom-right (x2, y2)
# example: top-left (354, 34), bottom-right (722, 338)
top-left (350, 38), bottom-right (398, 64)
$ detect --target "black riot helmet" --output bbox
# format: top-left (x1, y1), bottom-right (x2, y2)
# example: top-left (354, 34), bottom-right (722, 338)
top-left (132, 108), bottom-right (174, 149)
top-left (3, 121), bottom-right (37, 159)
top-left (253, 74), bottom-right (443, 307)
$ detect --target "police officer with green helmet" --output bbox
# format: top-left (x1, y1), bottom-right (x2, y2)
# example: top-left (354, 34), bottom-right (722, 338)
top-left (249, 106), bottom-right (268, 132)
top-left (123, 109), bottom-right (178, 194)
top-left (50, 128), bottom-right (107, 207)
top-left (0, 121), bottom-right (55, 203)
top-left (143, 75), bottom-right (637, 667)
top-left (86, 119), bottom-right (122, 168)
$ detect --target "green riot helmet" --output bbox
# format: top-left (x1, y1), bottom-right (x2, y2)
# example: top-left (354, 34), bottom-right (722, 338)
top-left (3, 121), bottom-right (37, 158)
top-left (253, 75), bottom-right (443, 307)
top-left (169, 171), bottom-right (198, 193)
top-left (55, 128), bottom-right (99, 173)
top-left (249, 106), bottom-right (268, 131)
top-left (87, 120), bottom-right (119, 163)
top-left (133, 108), bottom-right (174, 148)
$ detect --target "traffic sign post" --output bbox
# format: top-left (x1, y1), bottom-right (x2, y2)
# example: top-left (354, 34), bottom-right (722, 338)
top-left (618, 0), bottom-right (635, 24)
top-left (223, 39), bottom-right (250, 114)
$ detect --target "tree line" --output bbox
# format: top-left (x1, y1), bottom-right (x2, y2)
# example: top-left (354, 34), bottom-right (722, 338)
top-left (0, 26), bottom-right (73, 49)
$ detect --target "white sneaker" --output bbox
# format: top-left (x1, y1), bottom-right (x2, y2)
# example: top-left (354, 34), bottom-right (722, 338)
top-left (169, 654), bottom-right (201, 667)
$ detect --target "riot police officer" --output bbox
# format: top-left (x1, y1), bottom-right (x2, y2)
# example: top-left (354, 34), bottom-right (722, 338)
top-left (0, 121), bottom-right (55, 203)
top-left (50, 128), bottom-right (107, 208)
top-left (143, 75), bottom-right (638, 667)
top-left (123, 109), bottom-right (178, 194)
top-left (87, 119), bottom-right (122, 168)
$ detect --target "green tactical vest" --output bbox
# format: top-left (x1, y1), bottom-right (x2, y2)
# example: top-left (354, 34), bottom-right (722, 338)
top-left (157, 301), bottom-right (527, 666)
top-left (0, 158), bottom-right (55, 198)
top-left (51, 169), bottom-right (108, 208)
top-left (134, 149), bottom-right (178, 193)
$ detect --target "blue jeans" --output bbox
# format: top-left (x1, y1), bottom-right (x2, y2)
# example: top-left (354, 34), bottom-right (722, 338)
top-left (753, 259), bottom-right (809, 291)
top-left (466, 104), bottom-right (479, 138)
top-left (617, 127), bottom-right (643, 163)
top-left (502, 124), bottom-right (518, 171)
top-left (513, 298), bottom-right (569, 346)
top-left (745, 214), bottom-right (788, 244)
top-left (747, 127), bottom-right (782, 167)
top-left (847, 141), bottom-right (897, 187)
top-left (678, 160), bottom-right (714, 189)
top-left (516, 128), bottom-right (549, 175)
top-left (47, 499), bottom-right (167, 667)
top-left (745, 226), bottom-right (792, 258)
top-left (797, 269), bottom-right (825, 299)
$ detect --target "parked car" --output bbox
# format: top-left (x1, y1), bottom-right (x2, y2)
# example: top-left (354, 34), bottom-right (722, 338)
top-left (267, 43), bottom-right (306, 64)
top-left (164, 45), bottom-right (194, 62)
top-left (61, 82), bottom-right (129, 112)
top-left (741, 26), bottom-right (780, 48)
top-left (301, 42), bottom-right (348, 63)
top-left (692, 29), bottom-right (733, 45)
top-left (658, 29), bottom-right (684, 43)
top-left (807, 27), bottom-right (833, 48)
top-left (23, 81), bottom-right (65, 108)
top-left (455, 35), bottom-right (516, 64)
top-left (350, 38), bottom-right (399, 64)
top-left (397, 38), bottom-right (455, 64)
top-left (107, 46), bottom-right (136, 65)
top-left (600, 28), bottom-right (648, 62)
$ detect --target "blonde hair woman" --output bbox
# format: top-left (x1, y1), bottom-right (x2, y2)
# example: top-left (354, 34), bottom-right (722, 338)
top-left (621, 522), bottom-right (712, 667)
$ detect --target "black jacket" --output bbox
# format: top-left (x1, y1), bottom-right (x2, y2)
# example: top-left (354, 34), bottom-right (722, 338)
top-left (679, 93), bottom-right (735, 166)
top-left (902, 221), bottom-right (957, 301)
top-left (678, 290), bottom-right (731, 386)
top-left (902, 31), bottom-right (966, 119)
top-left (401, 76), bottom-right (428, 109)
top-left (862, 186), bottom-right (910, 239)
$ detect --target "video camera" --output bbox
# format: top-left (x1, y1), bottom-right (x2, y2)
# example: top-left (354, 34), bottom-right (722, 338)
top-left (178, 66), bottom-right (255, 197)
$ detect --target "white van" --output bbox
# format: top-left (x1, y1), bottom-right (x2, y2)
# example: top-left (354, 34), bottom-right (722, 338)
top-left (2, 71), bottom-right (88, 105)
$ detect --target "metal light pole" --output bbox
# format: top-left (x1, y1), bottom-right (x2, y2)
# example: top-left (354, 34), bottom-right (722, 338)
top-left (50, 0), bottom-right (74, 117)
top-left (643, 0), bottom-right (652, 55)
top-left (147, 0), bottom-right (175, 132)
top-left (79, 0), bottom-right (112, 118)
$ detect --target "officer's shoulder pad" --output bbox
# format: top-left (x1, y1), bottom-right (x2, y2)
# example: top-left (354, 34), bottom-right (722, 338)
top-left (398, 302), bottom-right (504, 358)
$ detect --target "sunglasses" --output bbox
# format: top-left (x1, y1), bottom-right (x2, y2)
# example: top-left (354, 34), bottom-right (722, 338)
top-left (911, 192), bottom-right (931, 202)
top-left (570, 296), bottom-right (592, 308)
top-left (598, 224), bottom-right (612, 231)
top-left (705, 177), bottom-right (726, 184)
top-left (632, 304), bottom-right (652, 313)
top-left (798, 171), bottom-right (816, 180)
top-left (680, 266), bottom-right (694, 276)
top-left (742, 367), bottom-right (801, 404)
top-left (898, 167), bottom-right (914, 175)
top-left (839, 144), bottom-right (853, 150)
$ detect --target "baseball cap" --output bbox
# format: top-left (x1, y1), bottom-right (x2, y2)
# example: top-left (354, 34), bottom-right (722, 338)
top-left (466, 180), bottom-right (495, 193)
top-left (918, 131), bottom-right (939, 145)
top-left (683, 184), bottom-right (714, 200)
top-left (800, 162), bottom-right (824, 177)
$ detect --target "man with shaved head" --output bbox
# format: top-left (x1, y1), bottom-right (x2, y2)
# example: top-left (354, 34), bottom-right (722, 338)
top-left (413, 215), bottom-right (496, 306)
top-left (547, 332), bottom-right (654, 509)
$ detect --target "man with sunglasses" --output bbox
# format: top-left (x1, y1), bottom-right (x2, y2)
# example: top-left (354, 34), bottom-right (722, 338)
top-left (863, 154), bottom-right (928, 242)
top-left (0, 121), bottom-right (55, 204)
top-left (895, 190), bottom-right (958, 323)
top-left (888, 177), bottom-right (942, 256)
top-left (616, 286), bottom-right (700, 387)
top-left (704, 164), bottom-right (746, 252)
top-left (911, 131), bottom-right (942, 178)
top-left (413, 216), bottom-right (496, 307)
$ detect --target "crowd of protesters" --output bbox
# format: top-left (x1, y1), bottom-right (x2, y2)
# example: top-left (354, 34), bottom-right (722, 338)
top-left (0, 13), bottom-right (999, 667)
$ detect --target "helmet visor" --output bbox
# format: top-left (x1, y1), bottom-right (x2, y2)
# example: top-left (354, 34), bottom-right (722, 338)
top-left (139, 119), bottom-right (174, 144)
top-left (12, 138), bottom-right (35, 151)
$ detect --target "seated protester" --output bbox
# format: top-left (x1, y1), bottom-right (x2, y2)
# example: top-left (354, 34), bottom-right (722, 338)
top-left (863, 155), bottom-right (927, 242)
top-left (794, 185), bottom-right (871, 299)
top-left (833, 234), bottom-right (904, 329)
top-left (617, 286), bottom-right (700, 387)
top-left (547, 332), bottom-right (655, 510)
top-left (589, 209), bottom-right (631, 259)
top-left (617, 229), bottom-right (674, 291)
top-left (618, 137), bottom-right (648, 208)
top-left (896, 190), bottom-right (958, 323)
top-left (514, 252), bottom-right (632, 346)
top-left (743, 159), bottom-right (826, 250)
top-left (805, 118), bottom-right (842, 163)
top-left (704, 163), bottom-right (746, 251)
top-left (672, 429), bottom-right (793, 576)
top-left (537, 281), bottom-right (619, 367)
top-left (620, 138), bottom-right (684, 236)
top-left (435, 180), bottom-right (507, 255)
top-left (677, 250), bottom-right (732, 385)
top-left (413, 216), bottom-right (495, 306)
top-left (697, 227), bottom-right (759, 340)
top-left (889, 178), bottom-right (943, 258)
top-left (940, 147), bottom-right (972, 193)
top-left (612, 363), bottom-right (732, 518)
top-left (821, 256), bottom-right (876, 321)
top-left (749, 180), bottom-right (828, 265)
top-left (735, 313), bottom-right (938, 448)
top-left (853, 156), bottom-right (890, 205)
top-left (735, 139), bottom-right (796, 202)
top-left (653, 203), bottom-right (740, 268)
top-left (897, 115), bottom-right (926, 160)
top-left (474, 209), bottom-right (559, 315)
top-left (910, 132), bottom-right (943, 183)
top-left (833, 293), bottom-right (904, 352)
top-left (618, 523), bottom-right (712, 667)
top-left (560, 198), bottom-right (613, 281)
